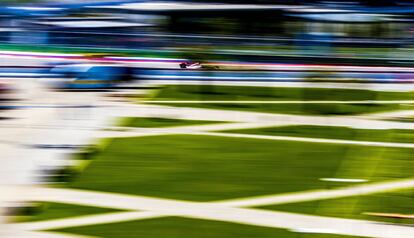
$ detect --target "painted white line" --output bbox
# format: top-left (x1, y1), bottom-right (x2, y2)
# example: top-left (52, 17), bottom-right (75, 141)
top-left (1, 230), bottom-right (94, 238)
top-left (363, 109), bottom-right (414, 119)
top-left (215, 178), bottom-right (414, 207)
top-left (120, 104), bottom-right (414, 130)
top-left (10, 177), bottom-right (414, 232)
top-left (12, 184), bottom-right (414, 238)
top-left (290, 228), bottom-right (339, 234)
top-left (319, 178), bottom-right (368, 183)
top-left (16, 211), bottom-right (163, 231)
top-left (148, 100), bottom-right (414, 104)
top-left (190, 132), bottom-right (414, 149)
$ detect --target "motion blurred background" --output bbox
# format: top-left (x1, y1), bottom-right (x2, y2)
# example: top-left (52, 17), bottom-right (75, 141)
top-left (1, 0), bottom-right (414, 238)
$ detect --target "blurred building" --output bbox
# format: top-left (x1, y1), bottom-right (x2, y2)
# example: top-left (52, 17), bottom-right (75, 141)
top-left (0, 1), bottom-right (413, 49)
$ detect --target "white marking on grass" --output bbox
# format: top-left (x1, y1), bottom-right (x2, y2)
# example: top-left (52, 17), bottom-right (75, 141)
top-left (362, 109), bottom-right (414, 119)
top-left (1, 229), bottom-right (94, 238)
top-left (214, 177), bottom-right (414, 207)
top-left (319, 178), bottom-right (369, 183)
top-left (190, 131), bottom-right (414, 149)
top-left (148, 100), bottom-right (414, 104)
top-left (11, 181), bottom-right (414, 238)
top-left (290, 228), bottom-right (339, 234)
top-left (17, 211), bottom-right (163, 231)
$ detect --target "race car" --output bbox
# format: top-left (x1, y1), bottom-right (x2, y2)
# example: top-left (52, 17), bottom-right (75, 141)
top-left (179, 61), bottom-right (202, 69)
top-left (179, 61), bottom-right (220, 70)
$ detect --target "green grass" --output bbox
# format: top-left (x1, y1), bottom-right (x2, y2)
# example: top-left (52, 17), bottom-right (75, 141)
top-left (259, 189), bottom-right (414, 225)
top-left (68, 135), bottom-right (414, 201)
top-left (17, 202), bottom-right (123, 223)
top-left (117, 117), bottom-right (223, 128)
top-left (151, 102), bottom-right (403, 115)
top-left (152, 85), bottom-right (414, 101)
top-left (222, 125), bottom-right (414, 143)
top-left (148, 85), bottom-right (414, 115)
top-left (53, 217), bottom-right (362, 238)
